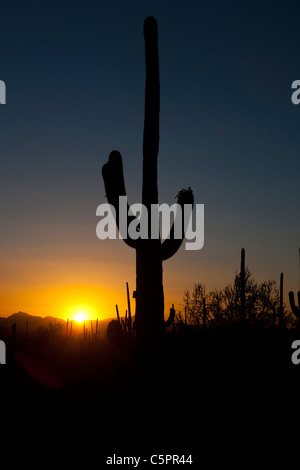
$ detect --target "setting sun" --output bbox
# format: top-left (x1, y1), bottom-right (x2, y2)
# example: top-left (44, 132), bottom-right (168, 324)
top-left (74, 312), bottom-right (87, 323)
top-left (67, 304), bottom-right (96, 322)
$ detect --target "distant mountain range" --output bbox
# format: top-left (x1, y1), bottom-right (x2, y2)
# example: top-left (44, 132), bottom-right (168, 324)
top-left (0, 311), bottom-right (115, 336)
top-left (0, 311), bottom-right (61, 332)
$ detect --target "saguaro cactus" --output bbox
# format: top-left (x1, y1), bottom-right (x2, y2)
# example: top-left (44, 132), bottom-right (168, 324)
top-left (102, 17), bottom-right (193, 357)
top-left (278, 272), bottom-right (283, 327)
top-left (240, 248), bottom-right (246, 327)
top-left (289, 291), bottom-right (300, 320)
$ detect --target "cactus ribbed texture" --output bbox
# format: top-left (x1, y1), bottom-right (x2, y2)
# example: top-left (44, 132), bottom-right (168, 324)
top-left (102, 17), bottom-right (193, 358)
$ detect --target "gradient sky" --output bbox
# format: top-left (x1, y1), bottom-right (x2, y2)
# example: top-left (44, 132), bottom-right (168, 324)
top-left (0, 0), bottom-right (300, 320)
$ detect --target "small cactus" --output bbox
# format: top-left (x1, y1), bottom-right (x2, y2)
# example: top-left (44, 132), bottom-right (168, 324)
top-left (164, 305), bottom-right (175, 328)
top-left (278, 272), bottom-right (283, 327)
top-left (115, 284), bottom-right (136, 339)
top-left (203, 297), bottom-right (207, 330)
top-left (289, 291), bottom-right (300, 319)
top-left (240, 248), bottom-right (246, 326)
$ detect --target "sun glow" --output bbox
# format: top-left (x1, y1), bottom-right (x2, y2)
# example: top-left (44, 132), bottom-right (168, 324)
top-left (74, 312), bottom-right (87, 323)
top-left (68, 304), bottom-right (95, 322)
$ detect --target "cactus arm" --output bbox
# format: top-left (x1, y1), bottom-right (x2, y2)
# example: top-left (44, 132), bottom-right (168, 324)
top-left (102, 151), bottom-right (127, 208)
top-left (161, 232), bottom-right (184, 261)
top-left (161, 188), bottom-right (194, 261)
top-left (289, 291), bottom-right (300, 318)
top-left (142, 16), bottom-right (160, 207)
top-left (102, 150), bottom-right (137, 248)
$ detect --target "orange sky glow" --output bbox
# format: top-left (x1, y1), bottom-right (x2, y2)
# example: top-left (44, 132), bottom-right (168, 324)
top-left (1, 226), bottom-right (297, 321)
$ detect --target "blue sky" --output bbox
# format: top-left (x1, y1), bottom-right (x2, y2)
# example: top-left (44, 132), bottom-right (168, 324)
top-left (0, 0), bottom-right (299, 317)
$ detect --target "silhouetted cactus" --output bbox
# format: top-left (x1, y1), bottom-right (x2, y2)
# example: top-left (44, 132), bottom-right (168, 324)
top-left (289, 291), bottom-right (300, 319)
top-left (115, 283), bottom-right (136, 338)
top-left (95, 318), bottom-right (98, 339)
top-left (279, 272), bottom-right (283, 327)
top-left (240, 248), bottom-right (246, 327)
top-left (164, 305), bottom-right (175, 328)
top-left (125, 282), bottom-right (133, 336)
top-left (203, 297), bottom-right (207, 331)
top-left (102, 17), bottom-right (194, 357)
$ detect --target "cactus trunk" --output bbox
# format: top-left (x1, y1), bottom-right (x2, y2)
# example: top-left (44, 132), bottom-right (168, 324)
top-left (136, 240), bottom-right (164, 355)
top-left (136, 19), bottom-right (164, 355)
top-left (142, 17), bottom-right (159, 207)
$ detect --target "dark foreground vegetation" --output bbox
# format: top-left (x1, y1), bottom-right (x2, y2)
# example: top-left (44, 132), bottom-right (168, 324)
top-left (1, 278), bottom-right (300, 459)
top-left (1, 250), bottom-right (299, 464)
